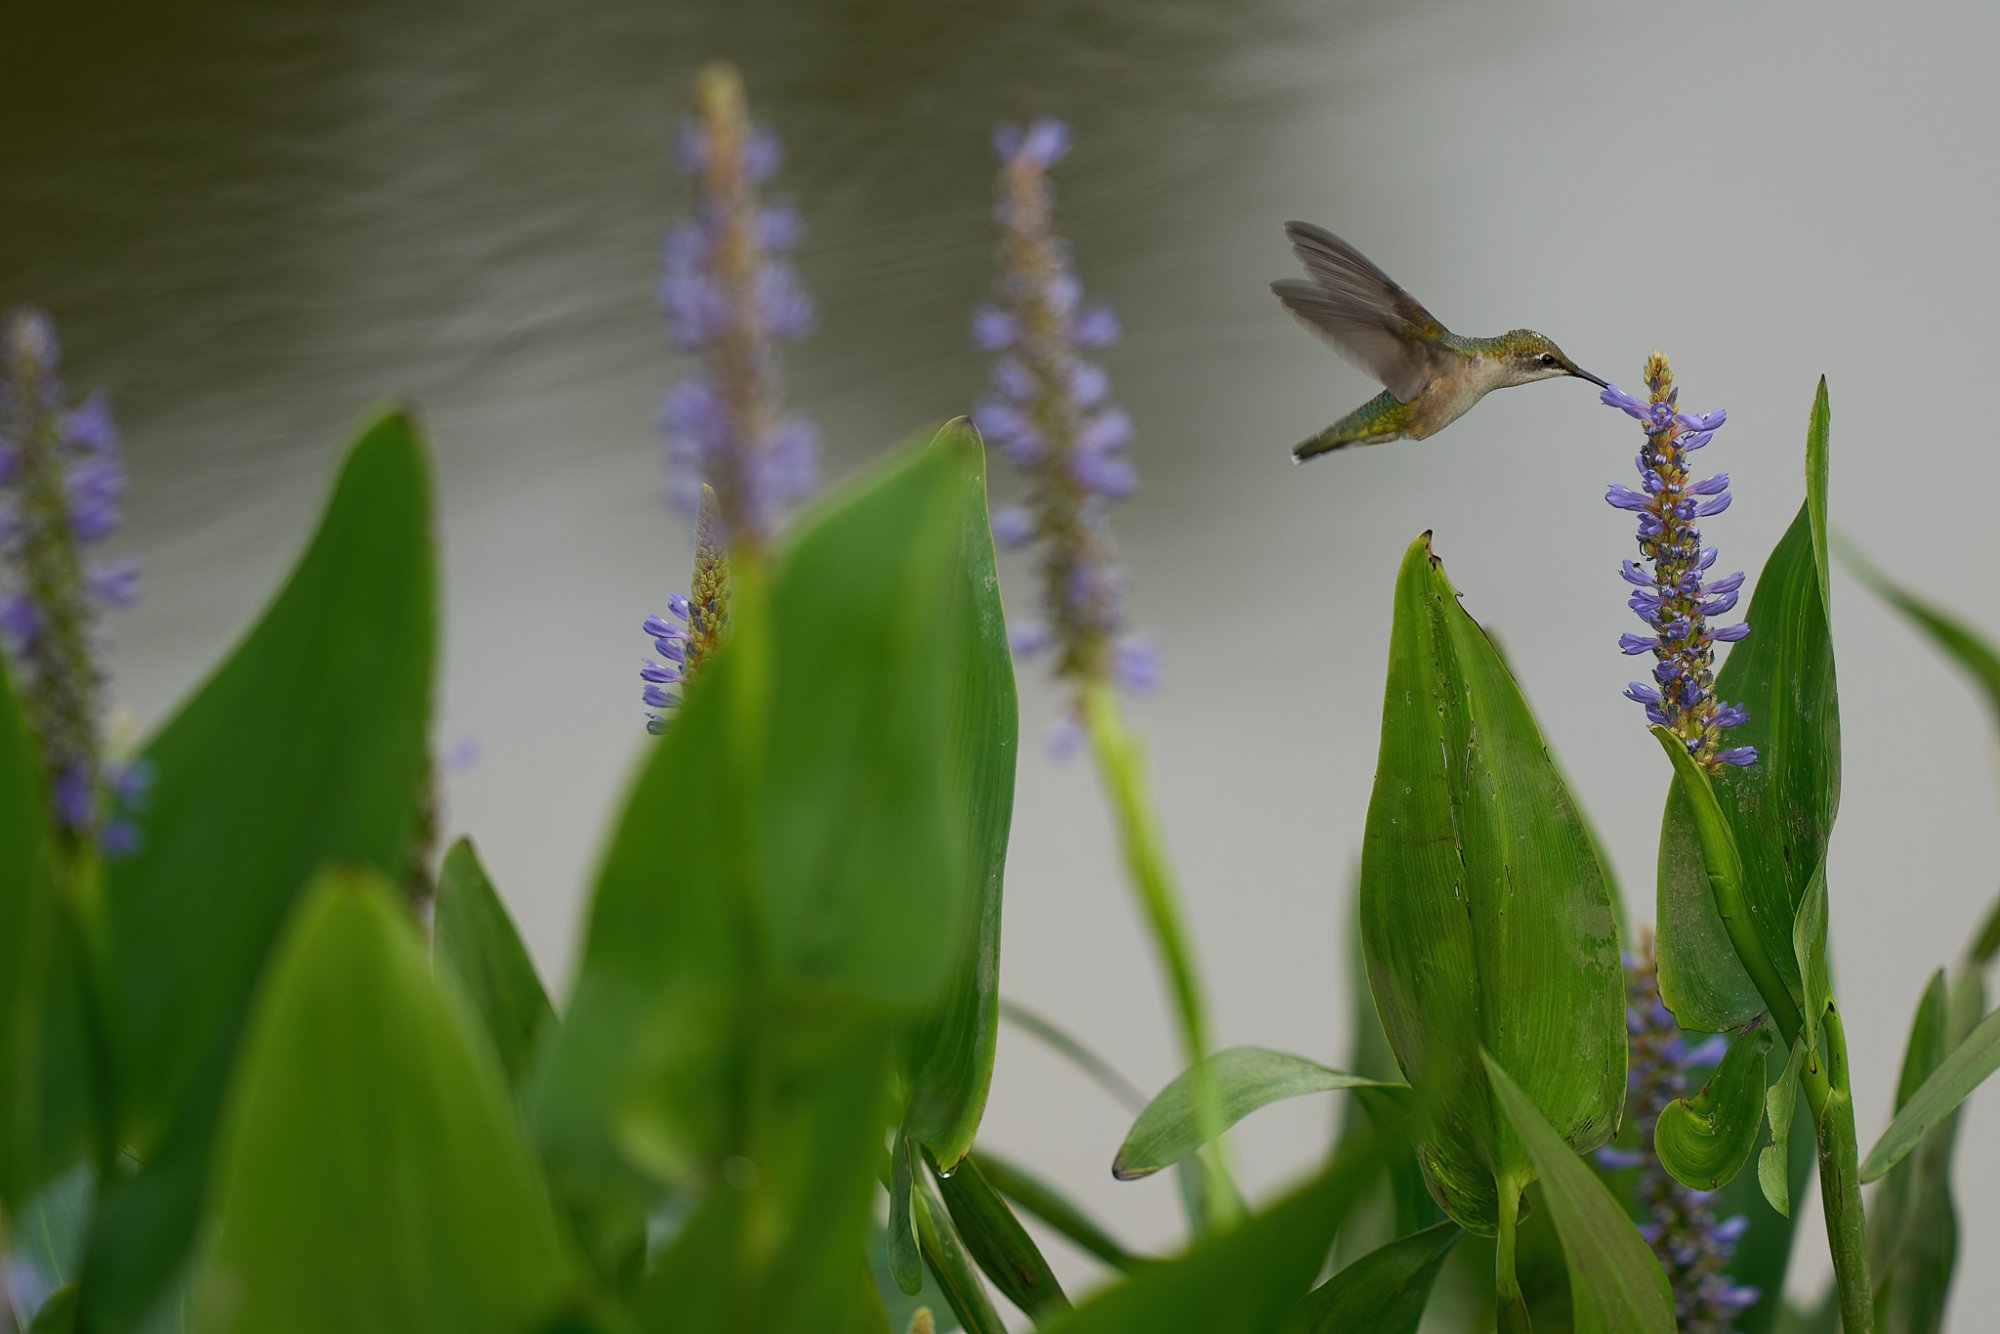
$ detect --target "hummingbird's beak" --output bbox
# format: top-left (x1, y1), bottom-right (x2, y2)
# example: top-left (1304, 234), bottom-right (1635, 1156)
top-left (1572, 366), bottom-right (1609, 389)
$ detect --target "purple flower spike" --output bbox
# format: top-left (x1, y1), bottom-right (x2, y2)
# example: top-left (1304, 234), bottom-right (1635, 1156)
top-left (1, 307), bottom-right (144, 853)
top-left (1599, 354), bottom-right (1754, 773)
top-left (976, 117), bottom-right (1153, 741)
top-left (1617, 939), bottom-right (1763, 1331)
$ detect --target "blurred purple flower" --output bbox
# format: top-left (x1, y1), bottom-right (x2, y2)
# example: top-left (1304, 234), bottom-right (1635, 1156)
top-left (0, 307), bottom-right (144, 850)
top-left (973, 118), bottom-right (1153, 747)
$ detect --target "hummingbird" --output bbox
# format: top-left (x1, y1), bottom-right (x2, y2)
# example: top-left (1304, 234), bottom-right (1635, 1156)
top-left (1270, 221), bottom-right (1606, 463)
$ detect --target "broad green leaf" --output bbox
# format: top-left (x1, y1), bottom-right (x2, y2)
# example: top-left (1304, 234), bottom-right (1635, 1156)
top-left (434, 838), bottom-right (554, 1096)
top-left (1654, 729), bottom-right (1802, 1042)
top-left (971, 1150), bottom-right (1142, 1274)
top-left (1657, 496), bottom-right (1840, 1032)
top-left (535, 431), bottom-right (969, 1190)
top-left (1113, 1047), bottom-right (1400, 1180)
top-left (902, 420), bottom-right (1018, 1171)
top-left (77, 409), bottom-right (437, 1330)
top-left (1759, 1038), bottom-right (1805, 1218)
top-left (190, 872), bottom-right (574, 1333)
top-left (931, 1155), bottom-right (1068, 1318)
top-left (1288, 1221), bottom-right (1459, 1334)
top-left (539, 433), bottom-right (979, 1333)
top-left (1038, 1159), bottom-right (1355, 1334)
top-left (1482, 1054), bottom-right (1676, 1334)
top-left (1861, 1004), bottom-right (2000, 1182)
top-left (889, 1130), bottom-right (923, 1296)
top-left (104, 407), bottom-right (435, 1143)
top-left (0, 660), bottom-right (55, 1209)
top-left (1794, 865), bottom-right (1831, 1056)
top-left (1868, 970), bottom-right (1960, 1333)
top-left (1359, 534), bottom-right (1624, 1233)
top-left (1841, 540), bottom-right (2000, 740)
top-left (1655, 1025), bottom-right (1772, 1191)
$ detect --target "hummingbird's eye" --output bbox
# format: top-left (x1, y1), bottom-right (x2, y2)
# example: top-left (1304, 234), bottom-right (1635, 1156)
top-left (1539, 353), bottom-right (1557, 366)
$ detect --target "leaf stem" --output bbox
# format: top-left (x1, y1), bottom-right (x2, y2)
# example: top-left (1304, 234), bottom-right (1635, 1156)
top-left (1495, 1171), bottom-right (1531, 1334)
top-left (1800, 1007), bottom-right (1873, 1334)
top-left (1080, 681), bottom-right (1238, 1228)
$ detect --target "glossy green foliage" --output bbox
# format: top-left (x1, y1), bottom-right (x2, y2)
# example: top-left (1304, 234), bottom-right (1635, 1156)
top-left (191, 873), bottom-right (574, 1333)
top-left (1658, 383), bottom-right (1838, 1033)
top-left (1288, 1221), bottom-right (1458, 1334)
top-left (434, 838), bottom-right (555, 1098)
top-left (1040, 1162), bottom-right (1353, 1334)
top-left (1359, 534), bottom-right (1624, 1233)
top-left (971, 1150), bottom-right (1142, 1274)
top-left (1483, 1055), bottom-right (1676, 1334)
top-left (104, 408), bottom-right (436, 1144)
top-left (1113, 1047), bottom-right (1399, 1181)
top-left (1862, 995), bottom-right (2000, 1182)
top-left (931, 1155), bottom-right (1069, 1318)
top-left (901, 418), bottom-right (1019, 1171)
top-left (0, 662), bottom-right (53, 1210)
top-left (1867, 971), bottom-right (1965, 1334)
top-left (74, 409), bottom-right (438, 1331)
top-left (536, 429), bottom-right (990, 1329)
top-left (1654, 1026), bottom-right (1771, 1191)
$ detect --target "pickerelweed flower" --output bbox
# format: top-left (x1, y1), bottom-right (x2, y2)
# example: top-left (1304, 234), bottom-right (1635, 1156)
top-left (658, 63), bottom-right (817, 559)
top-left (971, 118), bottom-right (1153, 741)
top-left (1598, 938), bottom-right (1760, 1333)
top-left (1602, 353), bottom-right (1756, 771)
top-left (641, 483), bottom-right (729, 732)
top-left (0, 307), bottom-right (148, 853)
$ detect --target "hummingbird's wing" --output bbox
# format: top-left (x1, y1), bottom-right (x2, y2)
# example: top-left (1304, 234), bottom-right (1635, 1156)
top-left (1271, 221), bottom-right (1458, 403)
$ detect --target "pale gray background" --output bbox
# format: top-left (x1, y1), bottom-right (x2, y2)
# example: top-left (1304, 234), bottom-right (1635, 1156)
top-left (7, 0), bottom-right (1996, 1325)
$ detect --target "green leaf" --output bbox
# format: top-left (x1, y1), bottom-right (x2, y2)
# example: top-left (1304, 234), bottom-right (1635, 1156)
top-left (535, 430), bottom-right (970, 1190)
top-left (0, 659), bottom-right (56, 1209)
top-left (1656, 498), bottom-right (1839, 1032)
top-left (189, 871), bottom-right (574, 1333)
top-left (434, 838), bottom-right (555, 1097)
top-left (1840, 539), bottom-right (2000, 740)
top-left (1654, 1025), bottom-right (1772, 1191)
top-left (1805, 377), bottom-right (1831, 613)
top-left (889, 1131), bottom-right (924, 1296)
top-left (1482, 1054), bottom-right (1676, 1334)
top-left (1358, 534), bottom-right (1624, 1233)
top-left (1793, 865), bottom-right (1831, 1057)
top-left (970, 1150), bottom-right (1142, 1275)
top-left (1759, 1038), bottom-right (1805, 1218)
top-left (1862, 1003), bottom-right (2000, 1181)
top-left (930, 1155), bottom-right (1069, 1318)
top-left (104, 407), bottom-right (436, 1143)
top-left (76, 409), bottom-right (437, 1330)
top-left (1113, 1047), bottom-right (1401, 1181)
top-left (902, 420), bottom-right (1018, 1171)
top-left (997, 999), bottom-right (1144, 1112)
top-left (1038, 1159), bottom-right (1355, 1334)
top-left (913, 1169), bottom-right (1008, 1334)
top-left (1867, 970), bottom-right (1961, 1333)
top-left (1653, 729), bottom-right (1802, 1042)
top-left (1288, 1221), bottom-right (1459, 1334)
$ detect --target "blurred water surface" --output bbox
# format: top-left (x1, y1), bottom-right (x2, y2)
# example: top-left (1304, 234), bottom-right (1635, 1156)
top-left (9, 0), bottom-right (2000, 1322)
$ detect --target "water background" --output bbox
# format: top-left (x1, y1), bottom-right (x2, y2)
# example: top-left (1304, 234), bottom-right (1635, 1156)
top-left (9, 0), bottom-right (1999, 1322)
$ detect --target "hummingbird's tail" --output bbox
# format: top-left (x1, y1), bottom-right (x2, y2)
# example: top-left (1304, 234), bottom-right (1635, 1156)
top-left (1292, 389), bottom-right (1413, 463)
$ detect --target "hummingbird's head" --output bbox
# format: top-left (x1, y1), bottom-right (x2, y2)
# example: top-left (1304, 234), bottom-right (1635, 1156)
top-left (1497, 330), bottom-right (1609, 389)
